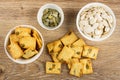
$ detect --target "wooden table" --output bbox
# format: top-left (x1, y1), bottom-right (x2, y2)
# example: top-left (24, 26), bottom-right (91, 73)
top-left (0, 0), bottom-right (120, 80)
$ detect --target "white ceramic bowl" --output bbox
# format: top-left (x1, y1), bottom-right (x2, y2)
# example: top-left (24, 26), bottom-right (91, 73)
top-left (76, 2), bottom-right (116, 41)
top-left (4, 25), bottom-right (44, 64)
top-left (37, 3), bottom-right (64, 30)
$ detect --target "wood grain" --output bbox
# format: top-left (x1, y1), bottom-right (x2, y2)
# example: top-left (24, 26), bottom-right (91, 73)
top-left (0, 0), bottom-right (120, 80)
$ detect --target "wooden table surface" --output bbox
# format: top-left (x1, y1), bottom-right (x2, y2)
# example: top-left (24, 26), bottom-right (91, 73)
top-left (0, 0), bottom-right (120, 80)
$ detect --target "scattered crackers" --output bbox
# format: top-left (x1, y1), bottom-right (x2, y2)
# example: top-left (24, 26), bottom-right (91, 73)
top-left (7, 26), bottom-right (42, 59)
top-left (46, 31), bottom-right (99, 77)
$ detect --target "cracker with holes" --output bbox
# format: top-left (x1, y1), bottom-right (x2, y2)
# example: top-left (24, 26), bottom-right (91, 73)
top-left (46, 62), bottom-right (61, 74)
top-left (57, 46), bottom-right (74, 63)
top-left (70, 62), bottom-right (83, 77)
top-left (32, 30), bottom-right (42, 49)
top-left (47, 40), bottom-right (63, 53)
top-left (7, 42), bottom-right (24, 59)
top-left (80, 59), bottom-right (93, 74)
top-left (60, 32), bottom-right (78, 45)
top-left (82, 45), bottom-right (99, 59)
top-left (19, 36), bottom-right (36, 50)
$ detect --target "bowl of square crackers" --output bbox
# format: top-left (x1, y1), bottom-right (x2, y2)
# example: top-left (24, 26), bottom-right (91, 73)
top-left (4, 25), bottom-right (44, 64)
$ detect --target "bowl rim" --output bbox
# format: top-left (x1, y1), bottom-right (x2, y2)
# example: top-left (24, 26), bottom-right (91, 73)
top-left (76, 2), bottom-right (116, 41)
top-left (37, 3), bottom-right (64, 30)
top-left (4, 25), bottom-right (44, 64)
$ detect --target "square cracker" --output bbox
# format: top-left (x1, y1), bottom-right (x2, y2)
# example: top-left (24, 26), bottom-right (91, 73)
top-left (82, 45), bottom-right (99, 59)
top-left (47, 40), bottom-right (63, 53)
top-left (22, 49), bottom-right (38, 59)
top-left (32, 30), bottom-right (42, 49)
top-left (57, 46), bottom-right (74, 63)
top-left (7, 42), bottom-right (24, 59)
top-left (46, 62), bottom-right (61, 74)
top-left (80, 59), bottom-right (93, 74)
top-left (10, 34), bottom-right (19, 43)
top-left (15, 27), bottom-right (31, 38)
top-left (70, 62), bottom-right (83, 77)
top-left (51, 52), bottom-right (60, 62)
top-left (71, 46), bottom-right (83, 58)
top-left (67, 58), bottom-right (79, 69)
top-left (72, 39), bottom-right (86, 47)
top-left (19, 36), bottom-right (36, 50)
top-left (60, 32), bottom-right (78, 45)
top-left (15, 27), bottom-right (31, 34)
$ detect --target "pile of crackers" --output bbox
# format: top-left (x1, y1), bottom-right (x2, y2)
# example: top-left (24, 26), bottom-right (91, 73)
top-left (46, 31), bottom-right (99, 77)
top-left (7, 27), bottom-right (42, 59)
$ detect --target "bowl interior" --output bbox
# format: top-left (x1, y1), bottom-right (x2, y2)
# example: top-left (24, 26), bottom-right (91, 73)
top-left (37, 3), bottom-right (64, 30)
top-left (4, 25), bottom-right (44, 64)
top-left (76, 2), bottom-right (116, 41)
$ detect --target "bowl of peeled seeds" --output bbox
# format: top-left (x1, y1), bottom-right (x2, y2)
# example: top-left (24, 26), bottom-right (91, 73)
top-left (37, 3), bottom-right (64, 30)
top-left (4, 25), bottom-right (44, 64)
top-left (76, 2), bottom-right (116, 41)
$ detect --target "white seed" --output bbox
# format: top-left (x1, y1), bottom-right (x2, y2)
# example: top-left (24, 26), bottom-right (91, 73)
top-left (105, 26), bottom-right (110, 32)
top-left (89, 16), bottom-right (94, 20)
top-left (108, 15), bottom-right (113, 23)
top-left (87, 12), bottom-right (93, 18)
top-left (83, 31), bottom-right (92, 37)
top-left (95, 29), bottom-right (103, 35)
top-left (95, 13), bottom-right (103, 22)
top-left (98, 7), bottom-right (105, 13)
top-left (109, 22), bottom-right (113, 28)
top-left (90, 17), bottom-right (97, 25)
top-left (81, 13), bottom-right (86, 20)
top-left (83, 25), bottom-right (94, 34)
top-left (107, 15), bottom-right (113, 28)
top-left (102, 20), bottom-right (108, 27)
top-left (79, 24), bottom-right (84, 31)
top-left (93, 35), bottom-right (101, 39)
top-left (99, 22), bottom-right (103, 27)
top-left (92, 11), bottom-right (97, 16)
top-left (79, 20), bottom-right (88, 26)
top-left (101, 12), bottom-right (108, 20)
top-left (92, 23), bottom-right (99, 29)
top-left (98, 25), bottom-right (104, 30)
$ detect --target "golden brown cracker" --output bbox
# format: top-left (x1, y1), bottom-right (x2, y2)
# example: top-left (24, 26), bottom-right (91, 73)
top-left (70, 62), bottom-right (83, 77)
top-left (23, 49), bottom-right (38, 59)
top-left (32, 30), bottom-right (42, 49)
top-left (15, 27), bottom-right (31, 38)
top-left (47, 40), bottom-right (63, 53)
top-left (46, 62), bottom-right (61, 74)
top-left (7, 42), bottom-right (24, 59)
top-left (10, 34), bottom-right (19, 43)
top-left (80, 59), bottom-right (93, 74)
top-left (57, 46), bottom-right (74, 63)
top-left (82, 45), bottom-right (99, 59)
top-left (60, 32), bottom-right (78, 45)
top-left (19, 36), bottom-right (36, 50)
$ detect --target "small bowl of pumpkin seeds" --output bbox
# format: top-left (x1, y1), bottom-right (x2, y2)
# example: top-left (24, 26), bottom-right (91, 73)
top-left (37, 3), bottom-right (64, 30)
